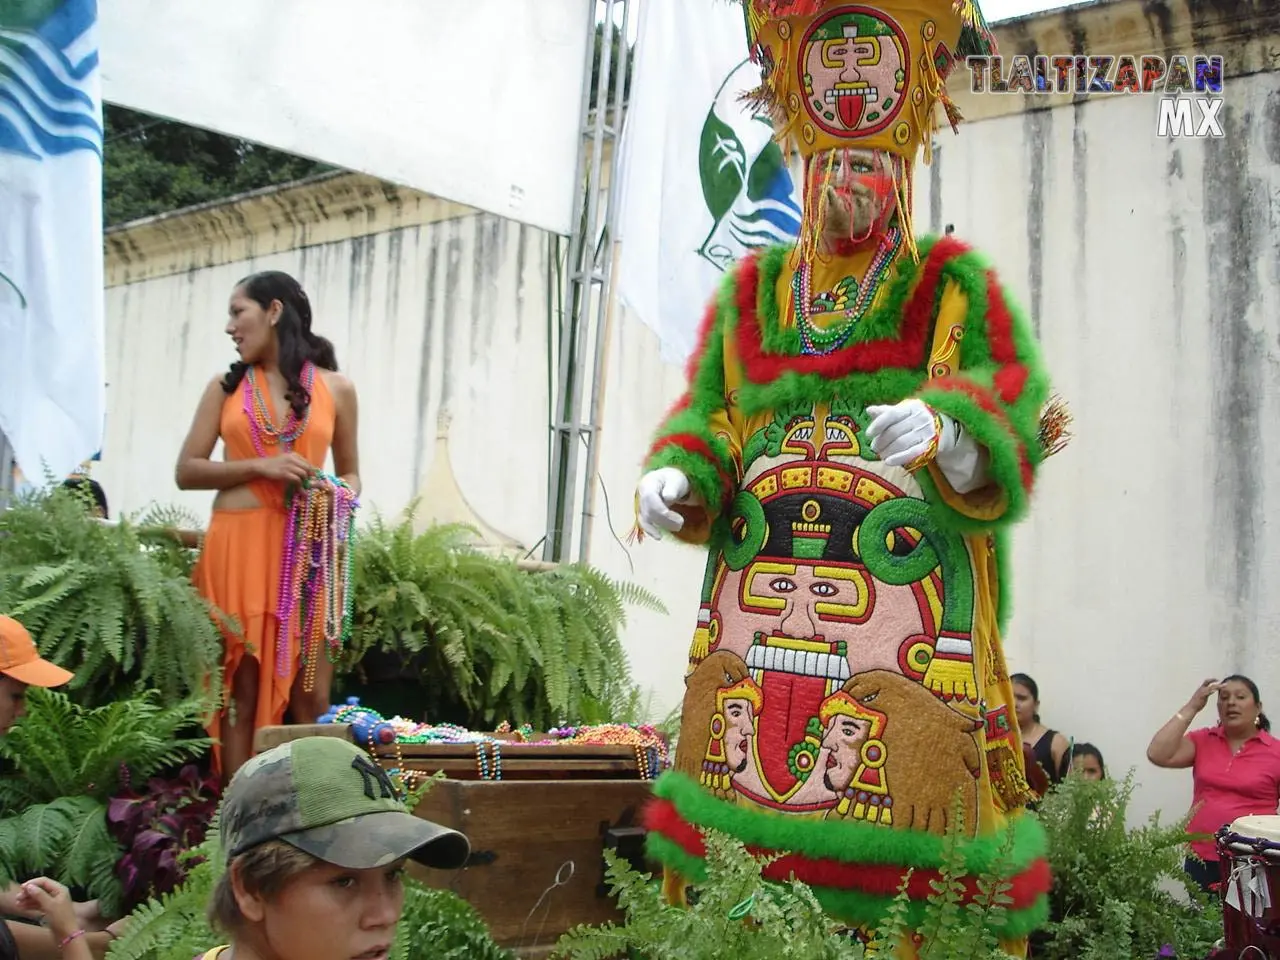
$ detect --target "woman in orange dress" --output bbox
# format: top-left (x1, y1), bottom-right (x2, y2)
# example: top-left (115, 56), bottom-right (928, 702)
top-left (176, 271), bottom-right (361, 783)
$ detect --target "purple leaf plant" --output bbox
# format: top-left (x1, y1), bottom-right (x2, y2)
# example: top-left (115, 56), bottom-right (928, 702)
top-left (106, 763), bottom-right (221, 913)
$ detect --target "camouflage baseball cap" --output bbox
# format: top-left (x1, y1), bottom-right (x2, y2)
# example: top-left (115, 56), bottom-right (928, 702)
top-left (220, 736), bottom-right (470, 870)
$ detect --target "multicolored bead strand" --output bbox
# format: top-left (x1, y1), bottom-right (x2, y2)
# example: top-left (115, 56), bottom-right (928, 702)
top-left (792, 227), bottom-right (903, 356)
top-left (277, 471), bottom-right (359, 689)
top-left (322, 707), bottom-right (669, 782)
top-left (243, 362), bottom-right (316, 456)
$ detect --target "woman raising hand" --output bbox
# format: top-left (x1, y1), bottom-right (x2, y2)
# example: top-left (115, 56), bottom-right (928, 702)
top-left (176, 271), bottom-right (361, 784)
top-left (1148, 675), bottom-right (1280, 893)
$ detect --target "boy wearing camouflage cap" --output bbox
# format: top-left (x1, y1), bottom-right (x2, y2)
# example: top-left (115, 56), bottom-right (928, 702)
top-left (200, 736), bottom-right (471, 960)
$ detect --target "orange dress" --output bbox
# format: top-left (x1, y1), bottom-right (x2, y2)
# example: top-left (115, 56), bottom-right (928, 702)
top-left (193, 369), bottom-right (335, 772)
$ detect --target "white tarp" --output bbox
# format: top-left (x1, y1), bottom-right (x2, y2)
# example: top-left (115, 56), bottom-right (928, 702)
top-left (99, 0), bottom-right (593, 236)
top-left (616, 0), bottom-right (802, 365)
top-left (0, 0), bottom-right (105, 486)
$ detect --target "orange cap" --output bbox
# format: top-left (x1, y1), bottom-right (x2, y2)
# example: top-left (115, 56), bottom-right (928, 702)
top-left (0, 616), bottom-right (74, 687)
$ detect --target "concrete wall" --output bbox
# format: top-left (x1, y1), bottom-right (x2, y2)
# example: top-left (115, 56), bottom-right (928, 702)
top-left (96, 0), bottom-right (1280, 831)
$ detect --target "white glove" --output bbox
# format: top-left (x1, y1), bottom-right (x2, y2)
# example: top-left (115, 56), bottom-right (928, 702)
top-left (637, 467), bottom-right (695, 540)
top-left (866, 400), bottom-right (990, 493)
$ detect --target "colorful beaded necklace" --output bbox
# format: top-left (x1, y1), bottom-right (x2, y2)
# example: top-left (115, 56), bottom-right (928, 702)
top-left (791, 226), bottom-right (902, 356)
top-left (278, 472), bottom-right (358, 691)
top-left (243, 362), bottom-right (315, 456)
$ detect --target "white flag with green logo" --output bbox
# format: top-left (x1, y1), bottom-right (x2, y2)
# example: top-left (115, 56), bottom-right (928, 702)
top-left (617, 0), bottom-right (802, 366)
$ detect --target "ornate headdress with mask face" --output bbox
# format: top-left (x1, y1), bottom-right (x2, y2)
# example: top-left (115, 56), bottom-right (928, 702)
top-left (736, 0), bottom-right (996, 261)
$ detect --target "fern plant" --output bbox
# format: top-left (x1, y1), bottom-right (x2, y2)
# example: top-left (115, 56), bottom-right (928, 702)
top-left (0, 688), bottom-right (212, 917)
top-left (0, 483), bottom-right (224, 704)
top-left (346, 514), bottom-right (665, 728)
top-left (1035, 770), bottom-right (1222, 959)
top-left (552, 821), bottom-right (1023, 960)
top-left (553, 832), bottom-right (870, 960)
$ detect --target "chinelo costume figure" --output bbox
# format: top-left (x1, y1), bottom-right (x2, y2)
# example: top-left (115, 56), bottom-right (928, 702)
top-left (633, 0), bottom-right (1070, 953)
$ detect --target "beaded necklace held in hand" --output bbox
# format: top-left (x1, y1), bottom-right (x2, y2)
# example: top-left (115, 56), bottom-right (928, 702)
top-left (278, 472), bottom-right (358, 691)
top-left (792, 226), bottom-right (902, 356)
top-left (244, 362), bottom-right (359, 690)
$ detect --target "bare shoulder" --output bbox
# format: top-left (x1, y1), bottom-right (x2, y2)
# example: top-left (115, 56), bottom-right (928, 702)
top-left (200, 372), bottom-right (231, 401)
top-left (320, 370), bottom-right (357, 399)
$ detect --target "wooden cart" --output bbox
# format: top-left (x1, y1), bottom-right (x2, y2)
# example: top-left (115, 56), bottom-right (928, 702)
top-left (254, 724), bottom-right (660, 957)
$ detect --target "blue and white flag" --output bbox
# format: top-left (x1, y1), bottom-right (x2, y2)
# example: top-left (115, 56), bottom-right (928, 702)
top-left (616, 0), bottom-right (802, 366)
top-left (0, 0), bottom-right (105, 485)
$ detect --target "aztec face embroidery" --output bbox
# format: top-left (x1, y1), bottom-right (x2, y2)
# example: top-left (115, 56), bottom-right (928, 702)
top-left (683, 402), bottom-right (984, 834)
top-left (798, 6), bottom-right (910, 138)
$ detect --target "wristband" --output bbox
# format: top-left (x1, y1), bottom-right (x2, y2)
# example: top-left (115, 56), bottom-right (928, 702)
top-left (1175, 711), bottom-right (1189, 723)
top-left (903, 411), bottom-right (945, 472)
top-left (59, 929), bottom-right (86, 948)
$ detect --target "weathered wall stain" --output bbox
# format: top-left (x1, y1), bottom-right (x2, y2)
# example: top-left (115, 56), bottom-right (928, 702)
top-left (411, 234), bottom-right (440, 493)
top-left (1024, 109), bottom-right (1050, 338)
top-left (1071, 101), bottom-right (1088, 350)
top-left (1204, 101), bottom-right (1265, 672)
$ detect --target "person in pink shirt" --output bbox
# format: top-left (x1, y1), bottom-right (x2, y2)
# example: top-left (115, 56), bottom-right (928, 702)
top-left (1147, 675), bottom-right (1280, 894)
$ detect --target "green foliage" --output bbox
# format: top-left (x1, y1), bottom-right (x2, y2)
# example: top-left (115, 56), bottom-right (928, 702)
top-left (914, 794), bottom-right (1018, 960)
top-left (104, 32), bottom-right (629, 227)
top-left (104, 809), bottom-right (225, 960)
top-left (391, 883), bottom-right (515, 960)
top-left (0, 795), bottom-right (120, 911)
top-left (0, 688), bottom-right (211, 916)
top-left (345, 515), bottom-right (665, 728)
top-left (1035, 771), bottom-right (1222, 959)
top-left (553, 832), bottom-right (867, 960)
top-left (552, 822), bottom-right (1021, 960)
top-left (0, 688), bottom-right (210, 806)
top-left (104, 105), bottom-right (332, 226)
top-left (0, 483), bottom-right (224, 705)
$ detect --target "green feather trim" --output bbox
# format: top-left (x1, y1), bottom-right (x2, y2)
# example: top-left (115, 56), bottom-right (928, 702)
top-left (645, 815), bottom-right (1050, 938)
top-left (939, 251), bottom-right (1050, 452)
top-left (644, 269), bottom-right (744, 511)
top-left (734, 241), bottom-right (935, 418)
top-left (651, 771), bottom-right (1046, 875)
top-left (754, 242), bottom-right (928, 357)
top-left (646, 443), bottom-right (732, 517)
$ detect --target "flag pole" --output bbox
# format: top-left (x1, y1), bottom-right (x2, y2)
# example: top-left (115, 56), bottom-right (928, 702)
top-left (578, 238), bottom-right (624, 561)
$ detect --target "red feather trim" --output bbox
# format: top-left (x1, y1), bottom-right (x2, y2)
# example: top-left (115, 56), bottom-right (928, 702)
top-left (736, 238), bottom-right (971, 384)
top-left (992, 364), bottom-right (1029, 405)
top-left (644, 797), bottom-right (1051, 908)
top-left (646, 433), bottom-right (736, 503)
top-left (686, 298), bottom-right (723, 382)
top-left (982, 270), bottom-right (1018, 367)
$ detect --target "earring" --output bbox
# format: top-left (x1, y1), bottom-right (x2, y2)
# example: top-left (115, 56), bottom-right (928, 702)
top-left (1256, 716), bottom-right (1261, 728)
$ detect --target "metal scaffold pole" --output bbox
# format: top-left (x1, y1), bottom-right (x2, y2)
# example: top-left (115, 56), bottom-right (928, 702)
top-left (542, 0), bottom-right (632, 565)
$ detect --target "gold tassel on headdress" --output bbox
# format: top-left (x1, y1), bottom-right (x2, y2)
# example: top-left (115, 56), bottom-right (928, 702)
top-left (1038, 394), bottom-right (1073, 458)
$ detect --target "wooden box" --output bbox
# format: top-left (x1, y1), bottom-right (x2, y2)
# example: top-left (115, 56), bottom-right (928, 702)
top-left (253, 725), bottom-right (658, 956)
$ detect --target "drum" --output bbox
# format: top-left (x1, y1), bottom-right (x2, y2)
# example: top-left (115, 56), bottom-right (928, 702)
top-left (1216, 816), bottom-right (1280, 957)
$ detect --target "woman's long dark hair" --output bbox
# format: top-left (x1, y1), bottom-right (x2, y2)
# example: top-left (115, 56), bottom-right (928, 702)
top-left (1221, 674), bottom-right (1271, 732)
top-left (1011, 672), bottom-right (1042, 723)
top-left (221, 271), bottom-right (338, 419)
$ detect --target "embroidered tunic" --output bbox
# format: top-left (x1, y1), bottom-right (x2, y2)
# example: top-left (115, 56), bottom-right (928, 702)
top-left (641, 235), bottom-right (1053, 943)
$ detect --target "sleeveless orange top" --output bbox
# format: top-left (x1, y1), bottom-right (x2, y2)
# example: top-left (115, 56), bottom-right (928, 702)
top-left (220, 365), bottom-right (335, 508)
